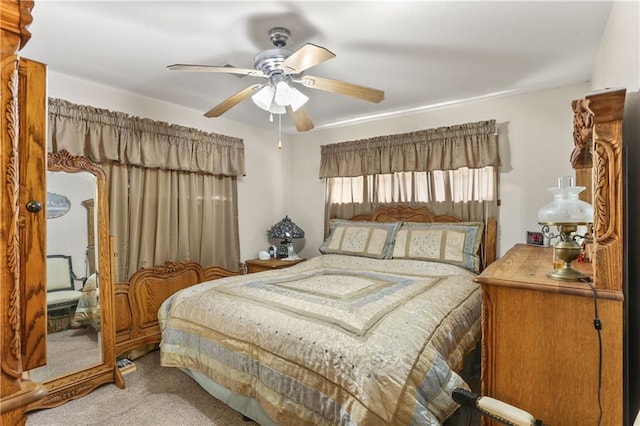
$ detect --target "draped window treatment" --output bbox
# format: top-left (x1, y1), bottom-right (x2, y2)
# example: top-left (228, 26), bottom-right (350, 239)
top-left (320, 120), bottom-right (500, 232)
top-left (48, 98), bottom-right (244, 281)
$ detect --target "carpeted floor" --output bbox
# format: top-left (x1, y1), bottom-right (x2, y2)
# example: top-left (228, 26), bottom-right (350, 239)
top-left (26, 350), bottom-right (251, 426)
top-left (29, 327), bottom-right (101, 383)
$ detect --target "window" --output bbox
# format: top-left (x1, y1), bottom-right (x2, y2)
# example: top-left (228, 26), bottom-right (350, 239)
top-left (329, 167), bottom-right (497, 204)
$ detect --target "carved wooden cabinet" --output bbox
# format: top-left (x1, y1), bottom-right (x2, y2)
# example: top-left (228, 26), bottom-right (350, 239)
top-left (477, 245), bottom-right (623, 425)
top-left (1, 2), bottom-right (49, 424)
top-left (2, 3), bottom-right (127, 421)
top-left (477, 90), bottom-right (626, 425)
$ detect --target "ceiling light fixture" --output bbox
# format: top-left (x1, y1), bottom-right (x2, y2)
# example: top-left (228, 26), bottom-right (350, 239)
top-left (273, 75), bottom-right (308, 111)
top-left (251, 73), bottom-right (308, 115)
top-left (251, 85), bottom-right (286, 115)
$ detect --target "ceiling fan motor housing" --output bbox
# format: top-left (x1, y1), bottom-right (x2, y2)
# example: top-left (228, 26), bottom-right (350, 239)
top-left (254, 28), bottom-right (304, 78)
top-left (254, 49), bottom-right (294, 77)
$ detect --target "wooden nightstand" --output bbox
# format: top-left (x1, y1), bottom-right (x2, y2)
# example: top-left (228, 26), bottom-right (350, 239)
top-left (245, 258), bottom-right (306, 274)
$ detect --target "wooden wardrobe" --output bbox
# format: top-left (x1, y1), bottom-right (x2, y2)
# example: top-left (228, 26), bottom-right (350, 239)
top-left (1, 1), bottom-right (49, 424)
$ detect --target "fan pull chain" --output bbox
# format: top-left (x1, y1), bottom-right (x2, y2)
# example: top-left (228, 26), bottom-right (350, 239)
top-left (269, 112), bottom-right (274, 122)
top-left (278, 114), bottom-right (282, 149)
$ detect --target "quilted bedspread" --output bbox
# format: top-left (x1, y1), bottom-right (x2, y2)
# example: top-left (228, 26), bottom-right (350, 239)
top-left (159, 254), bottom-right (481, 425)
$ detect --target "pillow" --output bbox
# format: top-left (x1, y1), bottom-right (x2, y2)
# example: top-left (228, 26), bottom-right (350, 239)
top-left (391, 222), bottom-right (484, 272)
top-left (83, 273), bottom-right (98, 291)
top-left (319, 220), bottom-right (401, 259)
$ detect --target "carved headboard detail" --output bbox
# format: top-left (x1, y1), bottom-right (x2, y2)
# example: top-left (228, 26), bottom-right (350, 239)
top-left (115, 261), bottom-right (243, 358)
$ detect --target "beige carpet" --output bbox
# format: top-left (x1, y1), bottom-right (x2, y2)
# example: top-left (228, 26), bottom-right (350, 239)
top-left (30, 327), bottom-right (101, 383)
top-left (26, 350), bottom-right (251, 426)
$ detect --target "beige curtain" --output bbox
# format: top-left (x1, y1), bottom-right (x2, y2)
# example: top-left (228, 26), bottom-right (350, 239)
top-left (48, 99), bottom-right (244, 175)
top-left (48, 98), bottom-right (243, 281)
top-left (321, 120), bottom-right (499, 233)
top-left (320, 120), bottom-right (499, 178)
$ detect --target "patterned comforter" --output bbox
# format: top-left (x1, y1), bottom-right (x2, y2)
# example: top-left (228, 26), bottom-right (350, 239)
top-left (159, 254), bottom-right (480, 425)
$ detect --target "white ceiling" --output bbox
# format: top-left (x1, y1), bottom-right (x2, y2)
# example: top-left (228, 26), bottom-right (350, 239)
top-left (21, 1), bottom-right (612, 134)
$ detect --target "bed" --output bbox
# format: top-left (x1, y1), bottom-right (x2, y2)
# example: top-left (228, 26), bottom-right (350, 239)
top-left (159, 206), bottom-right (497, 425)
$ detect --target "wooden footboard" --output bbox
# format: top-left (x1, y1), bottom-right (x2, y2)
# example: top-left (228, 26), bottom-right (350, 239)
top-left (115, 261), bottom-right (243, 357)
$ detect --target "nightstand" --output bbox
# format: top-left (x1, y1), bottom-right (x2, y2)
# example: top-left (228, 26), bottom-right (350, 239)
top-left (245, 258), bottom-right (306, 274)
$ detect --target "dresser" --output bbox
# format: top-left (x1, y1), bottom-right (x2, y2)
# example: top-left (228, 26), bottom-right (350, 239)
top-left (476, 244), bottom-right (623, 425)
top-left (245, 258), bottom-right (305, 274)
top-left (476, 88), bottom-right (626, 425)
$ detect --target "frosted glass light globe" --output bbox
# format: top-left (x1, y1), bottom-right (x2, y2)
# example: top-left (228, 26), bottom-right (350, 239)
top-left (538, 185), bottom-right (594, 223)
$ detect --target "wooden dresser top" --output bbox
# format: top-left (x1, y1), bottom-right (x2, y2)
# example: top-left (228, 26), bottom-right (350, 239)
top-left (475, 244), bottom-right (622, 301)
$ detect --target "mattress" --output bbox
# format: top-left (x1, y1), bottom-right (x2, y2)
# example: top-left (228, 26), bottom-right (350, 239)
top-left (159, 254), bottom-right (481, 425)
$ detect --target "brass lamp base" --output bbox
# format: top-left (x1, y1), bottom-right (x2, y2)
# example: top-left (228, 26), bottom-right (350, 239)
top-left (548, 239), bottom-right (585, 281)
top-left (548, 264), bottom-right (588, 281)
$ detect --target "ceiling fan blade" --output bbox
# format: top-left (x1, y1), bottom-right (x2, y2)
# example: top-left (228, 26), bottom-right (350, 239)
top-left (204, 84), bottom-right (262, 118)
top-left (167, 64), bottom-right (266, 78)
top-left (287, 106), bottom-right (314, 132)
top-left (281, 43), bottom-right (335, 74)
top-left (298, 75), bottom-right (384, 103)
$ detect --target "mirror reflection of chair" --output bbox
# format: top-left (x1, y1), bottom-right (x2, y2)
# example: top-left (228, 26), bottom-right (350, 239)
top-left (46, 254), bottom-right (84, 333)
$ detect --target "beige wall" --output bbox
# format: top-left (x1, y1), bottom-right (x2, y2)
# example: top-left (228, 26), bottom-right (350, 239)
top-left (590, 0), bottom-right (639, 92)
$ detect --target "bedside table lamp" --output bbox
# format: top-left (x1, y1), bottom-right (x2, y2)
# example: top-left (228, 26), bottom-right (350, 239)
top-left (538, 176), bottom-right (593, 281)
top-left (267, 216), bottom-right (305, 259)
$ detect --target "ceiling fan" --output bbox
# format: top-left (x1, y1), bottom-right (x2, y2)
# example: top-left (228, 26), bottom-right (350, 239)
top-left (167, 27), bottom-right (385, 132)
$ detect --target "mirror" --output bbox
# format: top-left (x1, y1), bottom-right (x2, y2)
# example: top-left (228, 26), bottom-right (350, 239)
top-left (30, 170), bottom-right (100, 381)
top-left (27, 151), bottom-right (123, 410)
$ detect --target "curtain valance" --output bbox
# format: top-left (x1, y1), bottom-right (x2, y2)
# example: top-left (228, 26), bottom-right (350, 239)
top-left (319, 120), bottom-right (498, 178)
top-left (48, 98), bottom-right (245, 176)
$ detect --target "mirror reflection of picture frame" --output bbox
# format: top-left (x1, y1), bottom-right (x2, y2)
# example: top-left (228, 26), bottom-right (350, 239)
top-left (46, 192), bottom-right (71, 219)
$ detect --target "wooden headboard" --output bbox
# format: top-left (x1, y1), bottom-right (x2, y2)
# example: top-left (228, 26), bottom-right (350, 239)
top-left (350, 205), bottom-right (497, 270)
top-left (115, 261), bottom-right (243, 357)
